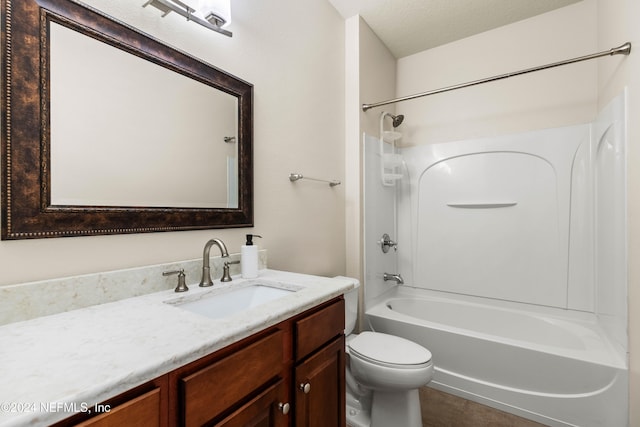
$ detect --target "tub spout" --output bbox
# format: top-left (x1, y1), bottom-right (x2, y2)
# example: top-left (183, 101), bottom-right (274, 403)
top-left (383, 273), bottom-right (404, 285)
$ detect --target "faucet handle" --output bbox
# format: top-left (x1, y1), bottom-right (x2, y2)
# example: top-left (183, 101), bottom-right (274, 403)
top-left (221, 260), bottom-right (240, 282)
top-left (163, 269), bottom-right (189, 292)
top-left (380, 233), bottom-right (398, 253)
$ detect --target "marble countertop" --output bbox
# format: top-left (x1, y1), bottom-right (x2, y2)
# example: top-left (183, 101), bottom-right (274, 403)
top-left (0, 269), bottom-right (355, 427)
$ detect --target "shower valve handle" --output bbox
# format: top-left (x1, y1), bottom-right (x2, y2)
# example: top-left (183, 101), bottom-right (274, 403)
top-left (380, 233), bottom-right (397, 253)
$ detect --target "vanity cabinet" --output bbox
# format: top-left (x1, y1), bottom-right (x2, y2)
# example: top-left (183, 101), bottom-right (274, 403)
top-left (171, 296), bottom-right (345, 427)
top-left (54, 297), bottom-right (344, 427)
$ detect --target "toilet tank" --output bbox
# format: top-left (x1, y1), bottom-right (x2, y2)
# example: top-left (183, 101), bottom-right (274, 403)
top-left (335, 277), bottom-right (360, 335)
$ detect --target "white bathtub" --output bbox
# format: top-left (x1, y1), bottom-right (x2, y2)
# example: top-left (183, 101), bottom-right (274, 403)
top-left (365, 286), bottom-right (628, 427)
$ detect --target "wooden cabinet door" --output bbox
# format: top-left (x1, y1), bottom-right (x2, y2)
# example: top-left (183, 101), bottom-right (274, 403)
top-left (294, 336), bottom-right (345, 427)
top-left (214, 379), bottom-right (289, 427)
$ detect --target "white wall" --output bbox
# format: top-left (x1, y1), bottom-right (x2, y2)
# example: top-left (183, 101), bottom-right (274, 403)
top-left (0, 0), bottom-right (346, 286)
top-left (395, 0), bottom-right (598, 146)
top-left (596, 0), bottom-right (640, 424)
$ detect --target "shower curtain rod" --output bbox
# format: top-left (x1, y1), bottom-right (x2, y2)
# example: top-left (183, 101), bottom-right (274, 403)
top-left (362, 42), bottom-right (631, 112)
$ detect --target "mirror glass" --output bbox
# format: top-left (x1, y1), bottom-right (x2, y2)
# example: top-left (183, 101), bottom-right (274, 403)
top-left (1, 0), bottom-right (253, 240)
top-left (50, 23), bottom-right (238, 208)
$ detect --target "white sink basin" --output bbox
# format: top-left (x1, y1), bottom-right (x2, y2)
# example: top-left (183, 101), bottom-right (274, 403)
top-left (168, 282), bottom-right (299, 319)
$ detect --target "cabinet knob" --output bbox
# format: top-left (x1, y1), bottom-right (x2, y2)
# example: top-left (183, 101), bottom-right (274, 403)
top-left (278, 402), bottom-right (290, 415)
top-left (299, 382), bottom-right (311, 394)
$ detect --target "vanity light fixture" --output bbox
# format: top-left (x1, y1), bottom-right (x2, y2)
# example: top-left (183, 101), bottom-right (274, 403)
top-left (143, 0), bottom-right (232, 37)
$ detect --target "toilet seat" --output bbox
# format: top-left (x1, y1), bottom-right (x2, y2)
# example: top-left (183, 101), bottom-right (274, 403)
top-left (348, 331), bottom-right (432, 369)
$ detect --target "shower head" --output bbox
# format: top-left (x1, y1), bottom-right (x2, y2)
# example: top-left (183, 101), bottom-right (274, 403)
top-left (391, 114), bottom-right (404, 128)
top-left (380, 111), bottom-right (405, 130)
top-left (383, 112), bottom-right (404, 127)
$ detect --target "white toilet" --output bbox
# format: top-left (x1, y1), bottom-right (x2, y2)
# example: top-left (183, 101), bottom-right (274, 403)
top-left (342, 279), bottom-right (433, 427)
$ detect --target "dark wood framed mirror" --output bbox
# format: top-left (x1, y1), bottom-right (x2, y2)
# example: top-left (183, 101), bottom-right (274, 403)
top-left (1, 0), bottom-right (253, 239)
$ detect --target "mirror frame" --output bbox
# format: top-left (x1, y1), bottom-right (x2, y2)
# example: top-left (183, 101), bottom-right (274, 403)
top-left (1, 0), bottom-right (253, 239)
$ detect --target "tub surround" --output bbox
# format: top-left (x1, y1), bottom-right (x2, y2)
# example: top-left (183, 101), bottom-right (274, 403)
top-left (0, 269), bottom-right (354, 427)
top-left (0, 250), bottom-right (266, 326)
top-left (361, 92), bottom-right (628, 426)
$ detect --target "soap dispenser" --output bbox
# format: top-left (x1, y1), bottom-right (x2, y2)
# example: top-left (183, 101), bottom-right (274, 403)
top-left (241, 234), bottom-right (262, 278)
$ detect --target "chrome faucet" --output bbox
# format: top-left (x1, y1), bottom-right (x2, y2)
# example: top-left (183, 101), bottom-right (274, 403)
top-left (383, 273), bottom-right (404, 285)
top-left (199, 238), bottom-right (230, 287)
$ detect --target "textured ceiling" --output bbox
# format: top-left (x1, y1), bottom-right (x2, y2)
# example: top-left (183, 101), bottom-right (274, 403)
top-left (328, 0), bottom-right (582, 58)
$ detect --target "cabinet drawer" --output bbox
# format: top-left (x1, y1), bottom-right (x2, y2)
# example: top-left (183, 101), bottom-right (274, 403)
top-left (181, 330), bottom-right (283, 427)
top-left (295, 298), bottom-right (344, 360)
top-left (75, 388), bottom-right (161, 427)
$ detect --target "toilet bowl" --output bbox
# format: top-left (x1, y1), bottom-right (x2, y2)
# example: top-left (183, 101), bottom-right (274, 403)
top-left (337, 277), bottom-right (433, 427)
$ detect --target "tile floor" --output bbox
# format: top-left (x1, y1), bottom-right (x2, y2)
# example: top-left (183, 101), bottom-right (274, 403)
top-left (419, 387), bottom-right (548, 427)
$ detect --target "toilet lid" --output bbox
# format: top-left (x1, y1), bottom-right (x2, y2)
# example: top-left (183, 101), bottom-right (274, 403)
top-left (348, 331), bottom-right (432, 366)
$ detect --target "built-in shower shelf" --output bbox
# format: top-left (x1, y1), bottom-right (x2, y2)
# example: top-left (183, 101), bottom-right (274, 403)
top-left (446, 202), bottom-right (518, 208)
